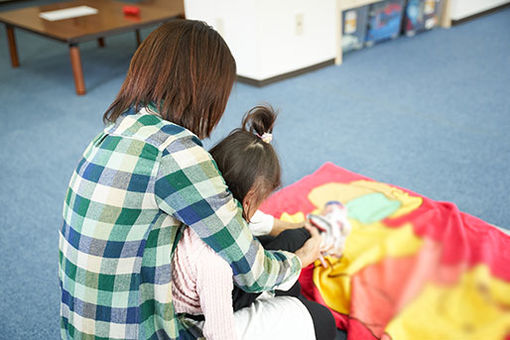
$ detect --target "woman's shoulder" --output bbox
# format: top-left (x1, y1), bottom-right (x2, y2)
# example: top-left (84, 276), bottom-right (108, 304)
top-left (105, 107), bottom-right (203, 153)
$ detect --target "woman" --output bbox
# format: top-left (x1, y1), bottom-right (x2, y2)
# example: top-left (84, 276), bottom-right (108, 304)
top-left (58, 20), bottom-right (322, 339)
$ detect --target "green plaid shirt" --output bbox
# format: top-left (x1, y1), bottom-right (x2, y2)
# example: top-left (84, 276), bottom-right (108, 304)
top-left (59, 107), bottom-right (301, 339)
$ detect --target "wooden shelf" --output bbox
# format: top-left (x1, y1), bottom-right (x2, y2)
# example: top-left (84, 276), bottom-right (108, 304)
top-left (340, 0), bottom-right (384, 10)
top-left (335, 0), bottom-right (451, 65)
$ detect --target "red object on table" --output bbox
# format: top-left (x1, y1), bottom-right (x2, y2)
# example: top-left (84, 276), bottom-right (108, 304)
top-left (123, 5), bottom-right (140, 16)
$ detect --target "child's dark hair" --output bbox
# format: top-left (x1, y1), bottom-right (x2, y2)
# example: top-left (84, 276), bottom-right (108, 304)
top-left (210, 105), bottom-right (281, 217)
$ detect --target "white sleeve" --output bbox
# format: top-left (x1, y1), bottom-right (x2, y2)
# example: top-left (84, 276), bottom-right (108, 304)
top-left (248, 210), bottom-right (275, 236)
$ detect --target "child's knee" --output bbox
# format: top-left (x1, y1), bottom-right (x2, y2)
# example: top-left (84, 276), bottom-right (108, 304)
top-left (279, 227), bottom-right (310, 250)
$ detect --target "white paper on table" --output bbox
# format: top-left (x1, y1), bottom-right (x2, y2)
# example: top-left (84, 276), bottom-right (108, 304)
top-left (39, 6), bottom-right (98, 21)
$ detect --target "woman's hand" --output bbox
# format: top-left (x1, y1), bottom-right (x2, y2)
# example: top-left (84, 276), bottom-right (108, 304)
top-left (294, 222), bottom-right (323, 268)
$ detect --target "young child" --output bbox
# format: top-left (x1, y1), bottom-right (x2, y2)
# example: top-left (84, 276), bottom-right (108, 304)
top-left (171, 105), bottom-right (336, 340)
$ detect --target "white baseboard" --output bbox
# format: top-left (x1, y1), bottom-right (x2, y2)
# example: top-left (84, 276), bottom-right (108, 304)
top-left (450, 0), bottom-right (510, 20)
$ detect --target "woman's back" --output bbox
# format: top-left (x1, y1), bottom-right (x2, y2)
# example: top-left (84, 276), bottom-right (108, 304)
top-left (60, 108), bottom-right (202, 338)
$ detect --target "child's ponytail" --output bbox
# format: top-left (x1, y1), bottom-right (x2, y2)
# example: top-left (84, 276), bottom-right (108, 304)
top-left (242, 105), bottom-right (277, 139)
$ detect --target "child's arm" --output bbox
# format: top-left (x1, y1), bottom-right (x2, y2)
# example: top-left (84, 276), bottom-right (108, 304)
top-left (248, 210), bottom-right (305, 237)
top-left (269, 218), bottom-right (305, 237)
top-left (196, 248), bottom-right (237, 340)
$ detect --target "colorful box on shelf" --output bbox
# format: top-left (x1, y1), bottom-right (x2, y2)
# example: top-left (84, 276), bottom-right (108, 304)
top-left (403, 0), bottom-right (444, 36)
top-left (365, 0), bottom-right (405, 46)
top-left (342, 5), bottom-right (369, 52)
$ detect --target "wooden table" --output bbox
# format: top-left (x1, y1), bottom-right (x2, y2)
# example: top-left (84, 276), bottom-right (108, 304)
top-left (0, 0), bottom-right (184, 95)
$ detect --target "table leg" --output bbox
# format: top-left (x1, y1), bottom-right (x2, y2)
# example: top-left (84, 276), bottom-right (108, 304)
top-left (6, 24), bottom-right (20, 67)
top-left (97, 37), bottom-right (105, 47)
top-left (135, 29), bottom-right (142, 46)
top-left (69, 44), bottom-right (86, 95)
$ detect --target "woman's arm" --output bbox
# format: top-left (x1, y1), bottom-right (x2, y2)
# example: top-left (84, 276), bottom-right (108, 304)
top-left (155, 136), bottom-right (301, 292)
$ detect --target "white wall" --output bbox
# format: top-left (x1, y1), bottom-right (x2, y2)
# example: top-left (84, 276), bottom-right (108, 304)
top-left (449, 0), bottom-right (510, 20)
top-left (184, 0), bottom-right (336, 81)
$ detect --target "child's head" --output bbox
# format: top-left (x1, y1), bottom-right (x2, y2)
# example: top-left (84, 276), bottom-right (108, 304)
top-left (210, 105), bottom-right (281, 221)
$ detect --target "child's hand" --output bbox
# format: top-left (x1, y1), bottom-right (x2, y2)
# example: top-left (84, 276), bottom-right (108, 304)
top-left (295, 222), bottom-right (323, 268)
top-left (307, 201), bottom-right (351, 260)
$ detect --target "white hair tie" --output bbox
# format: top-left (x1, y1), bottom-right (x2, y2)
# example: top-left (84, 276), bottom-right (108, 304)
top-left (257, 132), bottom-right (272, 143)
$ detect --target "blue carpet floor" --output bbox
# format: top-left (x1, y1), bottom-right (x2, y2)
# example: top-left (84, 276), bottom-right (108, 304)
top-left (0, 2), bottom-right (509, 338)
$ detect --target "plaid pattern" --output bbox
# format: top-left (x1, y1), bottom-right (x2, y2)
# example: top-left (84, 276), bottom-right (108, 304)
top-left (59, 107), bottom-right (301, 339)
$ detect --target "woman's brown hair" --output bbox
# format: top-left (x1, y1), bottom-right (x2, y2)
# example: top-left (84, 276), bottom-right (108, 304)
top-left (210, 105), bottom-right (281, 219)
top-left (103, 19), bottom-right (236, 139)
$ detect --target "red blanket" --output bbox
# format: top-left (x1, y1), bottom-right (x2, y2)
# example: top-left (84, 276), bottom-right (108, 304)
top-left (261, 162), bottom-right (510, 339)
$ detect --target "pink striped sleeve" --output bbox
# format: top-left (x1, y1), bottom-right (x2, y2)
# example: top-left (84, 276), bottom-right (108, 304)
top-left (196, 246), bottom-right (237, 340)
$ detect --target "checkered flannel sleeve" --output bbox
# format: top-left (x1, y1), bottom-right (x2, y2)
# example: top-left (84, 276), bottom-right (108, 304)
top-left (154, 136), bottom-right (301, 292)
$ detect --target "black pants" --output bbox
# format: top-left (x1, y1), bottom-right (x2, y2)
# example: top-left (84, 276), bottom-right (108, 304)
top-left (232, 228), bottom-right (336, 340)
